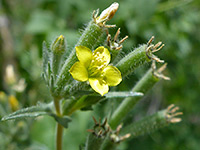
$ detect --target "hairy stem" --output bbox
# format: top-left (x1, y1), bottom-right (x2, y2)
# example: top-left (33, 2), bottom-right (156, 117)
top-left (116, 44), bottom-right (151, 77)
top-left (100, 135), bottom-right (116, 150)
top-left (109, 68), bottom-right (159, 129)
top-left (85, 134), bottom-right (105, 150)
top-left (121, 105), bottom-right (182, 138)
top-left (54, 98), bottom-right (63, 150)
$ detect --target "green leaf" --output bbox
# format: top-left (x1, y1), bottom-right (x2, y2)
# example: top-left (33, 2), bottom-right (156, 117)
top-left (105, 91), bottom-right (143, 98)
top-left (42, 41), bottom-right (50, 79)
top-left (72, 95), bottom-right (103, 111)
top-left (1, 102), bottom-right (53, 121)
top-left (63, 95), bottom-right (103, 115)
top-left (1, 102), bottom-right (72, 128)
top-left (51, 115), bottom-right (71, 128)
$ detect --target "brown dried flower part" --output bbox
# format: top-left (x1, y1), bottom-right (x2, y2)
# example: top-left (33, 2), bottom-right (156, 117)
top-left (93, 2), bottom-right (119, 28)
top-left (87, 117), bottom-right (110, 138)
top-left (107, 28), bottom-right (128, 50)
top-left (87, 117), bottom-right (131, 143)
top-left (146, 36), bottom-right (165, 63)
top-left (151, 61), bottom-right (170, 80)
top-left (110, 124), bottom-right (131, 143)
top-left (166, 104), bottom-right (183, 123)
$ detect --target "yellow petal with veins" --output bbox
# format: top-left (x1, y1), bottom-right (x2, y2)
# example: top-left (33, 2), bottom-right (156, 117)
top-left (69, 62), bottom-right (88, 82)
top-left (75, 46), bottom-right (92, 67)
top-left (103, 66), bottom-right (122, 86)
top-left (89, 78), bottom-right (109, 96)
top-left (93, 46), bottom-right (110, 66)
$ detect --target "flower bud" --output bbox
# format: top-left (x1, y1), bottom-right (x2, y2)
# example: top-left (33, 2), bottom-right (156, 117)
top-left (96, 2), bottom-right (119, 24)
top-left (8, 95), bottom-right (19, 111)
top-left (4, 65), bottom-right (17, 85)
top-left (51, 35), bottom-right (66, 54)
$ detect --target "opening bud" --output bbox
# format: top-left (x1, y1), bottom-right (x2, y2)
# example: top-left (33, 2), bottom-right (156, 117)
top-left (94, 2), bottom-right (119, 26)
top-left (51, 35), bottom-right (66, 54)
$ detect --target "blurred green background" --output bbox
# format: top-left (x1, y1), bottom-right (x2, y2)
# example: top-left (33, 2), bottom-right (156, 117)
top-left (0, 0), bottom-right (200, 149)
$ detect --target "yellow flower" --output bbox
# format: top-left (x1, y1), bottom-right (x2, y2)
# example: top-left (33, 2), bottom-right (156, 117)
top-left (8, 95), bottom-right (19, 111)
top-left (69, 46), bottom-right (122, 96)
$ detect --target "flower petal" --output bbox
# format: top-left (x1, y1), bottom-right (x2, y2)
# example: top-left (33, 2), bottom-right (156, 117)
top-left (75, 46), bottom-right (92, 67)
top-left (103, 66), bottom-right (122, 86)
top-left (89, 78), bottom-right (109, 96)
top-left (93, 46), bottom-right (110, 65)
top-left (69, 62), bottom-right (88, 82)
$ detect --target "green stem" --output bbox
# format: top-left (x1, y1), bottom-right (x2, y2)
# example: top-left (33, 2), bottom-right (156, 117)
top-left (85, 134), bottom-right (105, 150)
top-left (54, 98), bottom-right (63, 150)
top-left (100, 135), bottom-right (116, 150)
top-left (120, 109), bottom-right (169, 138)
top-left (109, 68), bottom-right (159, 129)
top-left (54, 98), bottom-right (61, 116)
top-left (116, 44), bottom-right (151, 77)
top-left (56, 123), bottom-right (64, 150)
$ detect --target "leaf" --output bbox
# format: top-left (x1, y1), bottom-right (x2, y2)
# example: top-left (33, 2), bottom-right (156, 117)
top-left (63, 92), bottom-right (143, 114)
top-left (105, 91), bottom-right (143, 98)
top-left (51, 115), bottom-right (71, 128)
top-left (42, 41), bottom-right (50, 77)
top-left (73, 95), bottom-right (103, 111)
top-left (63, 95), bottom-right (103, 114)
top-left (1, 102), bottom-right (72, 128)
top-left (1, 102), bottom-right (53, 121)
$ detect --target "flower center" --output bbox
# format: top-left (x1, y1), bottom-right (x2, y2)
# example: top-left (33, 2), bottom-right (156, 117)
top-left (88, 52), bottom-right (107, 78)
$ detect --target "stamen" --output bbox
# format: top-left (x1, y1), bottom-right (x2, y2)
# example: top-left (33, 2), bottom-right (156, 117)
top-left (147, 36), bottom-right (154, 46)
top-left (115, 45), bottom-right (123, 50)
top-left (166, 104), bottom-right (183, 123)
top-left (103, 24), bottom-right (116, 28)
top-left (118, 36), bottom-right (128, 45)
top-left (152, 61), bottom-right (170, 80)
top-left (146, 37), bottom-right (165, 63)
top-left (170, 118), bottom-right (182, 123)
top-left (107, 34), bottom-right (111, 47)
top-left (92, 116), bottom-right (98, 125)
top-left (152, 43), bottom-right (165, 53)
top-left (114, 28), bottom-right (120, 42)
